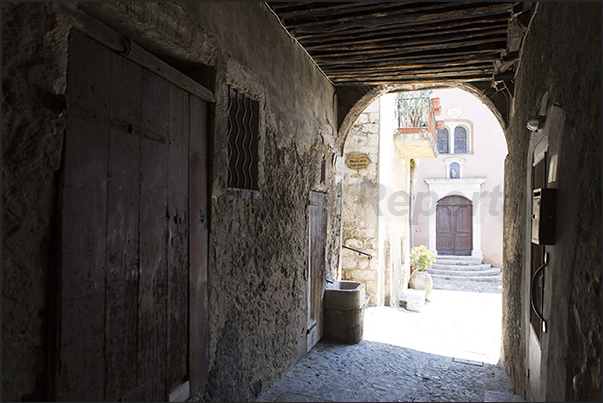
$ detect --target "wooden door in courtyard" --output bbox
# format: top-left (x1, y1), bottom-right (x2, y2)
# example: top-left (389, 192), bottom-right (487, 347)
top-left (56, 30), bottom-right (209, 401)
top-left (436, 196), bottom-right (472, 256)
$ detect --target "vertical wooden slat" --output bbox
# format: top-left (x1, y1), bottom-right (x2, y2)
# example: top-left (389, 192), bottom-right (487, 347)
top-left (60, 117), bottom-right (109, 402)
top-left (104, 52), bottom-right (142, 401)
top-left (59, 30), bottom-right (111, 401)
top-left (166, 82), bottom-right (190, 393)
top-left (188, 94), bottom-right (209, 396)
top-left (138, 69), bottom-right (170, 402)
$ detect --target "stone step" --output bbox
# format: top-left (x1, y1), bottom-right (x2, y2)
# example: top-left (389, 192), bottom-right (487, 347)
top-left (427, 267), bottom-right (501, 277)
top-left (435, 258), bottom-right (484, 265)
top-left (430, 273), bottom-right (502, 282)
top-left (432, 263), bottom-right (492, 271)
top-left (436, 254), bottom-right (483, 262)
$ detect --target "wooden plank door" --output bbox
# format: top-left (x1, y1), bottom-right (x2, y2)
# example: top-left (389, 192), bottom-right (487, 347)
top-left (58, 30), bottom-right (208, 402)
top-left (454, 203), bottom-right (472, 255)
top-left (436, 196), bottom-right (472, 255)
top-left (307, 191), bottom-right (328, 352)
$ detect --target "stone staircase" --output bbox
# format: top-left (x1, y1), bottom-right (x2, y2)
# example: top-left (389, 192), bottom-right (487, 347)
top-left (427, 255), bottom-right (502, 282)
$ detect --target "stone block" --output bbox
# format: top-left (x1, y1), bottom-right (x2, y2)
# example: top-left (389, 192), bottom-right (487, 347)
top-left (399, 289), bottom-right (426, 313)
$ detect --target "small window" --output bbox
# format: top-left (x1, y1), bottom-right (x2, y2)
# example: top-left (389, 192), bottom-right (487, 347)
top-left (454, 126), bottom-right (468, 153)
top-left (437, 127), bottom-right (449, 154)
top-left (227, 86), bottom-right (259, 190)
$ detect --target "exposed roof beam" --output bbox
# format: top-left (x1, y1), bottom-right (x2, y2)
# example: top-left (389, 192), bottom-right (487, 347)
top-left (326, 62), bottom-right (495, 78)
top-left (284, 3), bottom-right (515, 33)
top-left (292, 13), bottom-right (512, 41)
top-left (313, 41), bottom-right (507, 64)
top-left (307, 33), bottom-right (508, 58)
top-left (301, 22), bottom-right (509, 50)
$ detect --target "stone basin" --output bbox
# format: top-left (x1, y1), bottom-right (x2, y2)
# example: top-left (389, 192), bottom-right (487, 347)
top-left (323, 280), bottom-right (368, 344)
top-left (324, 280), bottom-right (366, 311)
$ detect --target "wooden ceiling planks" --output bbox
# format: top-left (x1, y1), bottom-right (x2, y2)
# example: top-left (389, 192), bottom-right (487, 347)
top-left (266, 2), bottom-right (527, 86)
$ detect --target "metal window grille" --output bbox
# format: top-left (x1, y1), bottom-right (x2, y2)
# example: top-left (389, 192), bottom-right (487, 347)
top-left (396, 90), bottom-right (433, 128)
top-left (227, 86), bottom-right (259, 190)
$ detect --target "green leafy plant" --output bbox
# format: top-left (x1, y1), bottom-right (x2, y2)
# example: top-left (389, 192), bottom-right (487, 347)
top-left (409, 245), bottom-right (436, 272)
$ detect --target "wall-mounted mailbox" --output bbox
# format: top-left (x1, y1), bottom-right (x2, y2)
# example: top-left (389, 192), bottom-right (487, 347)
top-left (531, 188), bottom-right (557, 245)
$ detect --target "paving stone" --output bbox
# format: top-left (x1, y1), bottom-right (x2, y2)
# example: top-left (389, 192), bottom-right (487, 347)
top-left (255, 278), bottom-right (518, 403)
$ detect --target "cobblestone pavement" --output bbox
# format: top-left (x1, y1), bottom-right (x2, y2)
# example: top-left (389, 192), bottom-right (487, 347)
top-left (257, 278), bottom-right (524, 402)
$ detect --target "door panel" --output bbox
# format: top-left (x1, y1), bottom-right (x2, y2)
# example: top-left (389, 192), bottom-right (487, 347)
top-left (436, 196), bottom-right (472, 256)
top-left (166, 83), bottom-right (190, 392)
top-left (436, 206), bottom-right (454, 255)
top-left (104, 54), bottom-right (141, 399)
top-left (59, 30), bottom-right (208, 401)
top-left (455, 205), bottom-right (473, 255)
top-left (188, 94), bottom-right (210, 396)
top-left (60, 115), bottom-right (109, 401)
top-left (307, 191), bottom-right (328, 352)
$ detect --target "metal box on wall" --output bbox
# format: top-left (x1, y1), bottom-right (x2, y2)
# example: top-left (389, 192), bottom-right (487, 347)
top-left (531, 188), bottom-right (557, 245)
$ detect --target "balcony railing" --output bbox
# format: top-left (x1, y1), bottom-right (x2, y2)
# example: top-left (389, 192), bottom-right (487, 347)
top-left (395, 91), bottom-right (438, 147)
top-left (396, 91), bottom-right (432, 128)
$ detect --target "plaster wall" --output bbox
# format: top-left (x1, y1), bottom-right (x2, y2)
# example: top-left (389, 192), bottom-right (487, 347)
top-left (502, 3), bottom-right (602, 401)
top-left (379, 93), bottom-right (412, 305)
top-left (2, 2), bottom-right (341, 401)
top-left (411, 88), bottom-right (507, 267)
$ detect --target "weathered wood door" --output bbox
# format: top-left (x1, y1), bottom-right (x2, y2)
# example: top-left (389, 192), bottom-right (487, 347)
top-left (436, 196), bottom-right (472, 256)
top-left (307, 191), bottom-right (328, 352)
top-left (57, 30), bottom-right (208, 401)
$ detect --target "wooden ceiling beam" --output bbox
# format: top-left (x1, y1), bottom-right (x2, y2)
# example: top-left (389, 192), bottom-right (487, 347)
top-left (301, 22), bottom-right (509, 51)
top-left (324, 63), bottom-right (495, 79)
top-left (306, 33), bottom-right (508, 57)
top-left (323, 61), bottom-right (498, 76)
top-left (273, 2), bottom-right (469, 21)
top-left (331, 72), bottom-right (495, 85)
top-left (312, 40), bottom-right (508, 63)
top-left (284, 3), bottom-right (515, 32)
top-left (315, 48), bottom-right (503, 70)
top-left (292, 14), bottom-right (512, 42)
top-left (269, 2), bottom-right (411, 20)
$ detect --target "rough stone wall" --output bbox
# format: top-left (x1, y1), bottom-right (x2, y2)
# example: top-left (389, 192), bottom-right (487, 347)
top-left (341, 100), bottom-right (381, 303)
top-left (2, 3), bottom-right (70, 401)
top-left (503, 3), bottom-right (602, 401)
top-left (2, 2), bottom-right (341, 401)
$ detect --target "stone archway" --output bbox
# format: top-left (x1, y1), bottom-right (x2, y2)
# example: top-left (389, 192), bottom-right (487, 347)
top-left (337, 83), bottom-right (508, 156)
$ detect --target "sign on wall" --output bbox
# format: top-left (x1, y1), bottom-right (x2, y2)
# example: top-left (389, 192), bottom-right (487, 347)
top-left (345, 154), bottom-right (371, 169)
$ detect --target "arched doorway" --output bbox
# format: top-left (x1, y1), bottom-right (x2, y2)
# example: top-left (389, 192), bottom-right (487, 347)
top-left (436, 195), bottom-right (472, 256)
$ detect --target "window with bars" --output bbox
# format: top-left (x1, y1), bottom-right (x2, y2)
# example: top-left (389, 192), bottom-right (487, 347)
top-left (227, 86), bottom-right (259, 190)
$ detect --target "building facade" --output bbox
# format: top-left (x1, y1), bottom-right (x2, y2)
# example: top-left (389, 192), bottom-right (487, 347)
top-left (412, 88), bottom-right (507, 268)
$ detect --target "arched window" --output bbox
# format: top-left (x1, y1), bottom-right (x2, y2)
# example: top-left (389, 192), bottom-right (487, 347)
top-left (449, 162), bottom-right (461, 179)
top-left (437, 127), bottom-right (449, 154)
top-left (454, 126), bottom-right (468, 153)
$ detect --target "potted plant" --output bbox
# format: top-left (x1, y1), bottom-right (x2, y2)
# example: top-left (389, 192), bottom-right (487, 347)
top-left (409, 245), bottom-right (435, 299)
